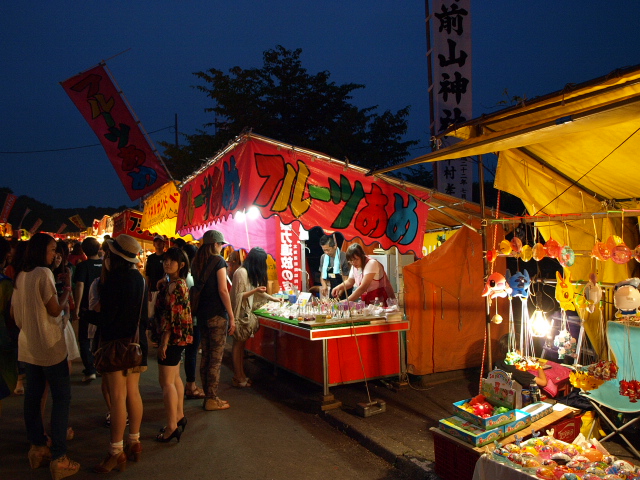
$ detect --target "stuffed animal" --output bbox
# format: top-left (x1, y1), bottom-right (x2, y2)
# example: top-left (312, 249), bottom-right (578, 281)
top-left (506, 269), bottom-right (530, 298)
top-left (555, 270), bottom-right (575, 311)
top-left (482, 272), bottom-right (512, 299)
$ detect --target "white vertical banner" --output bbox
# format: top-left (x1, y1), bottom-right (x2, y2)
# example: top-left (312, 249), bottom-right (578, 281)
top-left (430, 0), bottom-right (472, 199)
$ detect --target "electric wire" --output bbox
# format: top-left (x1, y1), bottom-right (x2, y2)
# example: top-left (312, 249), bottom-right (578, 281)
top-left (0, 126), bottom-right (174, 154)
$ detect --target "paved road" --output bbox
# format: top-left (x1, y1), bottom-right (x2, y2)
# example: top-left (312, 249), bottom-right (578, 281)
top-left (1, 343), bottom-right (408, 480)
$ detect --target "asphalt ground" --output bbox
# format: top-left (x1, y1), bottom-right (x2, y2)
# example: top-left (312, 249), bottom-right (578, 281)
top-left (2, 341), bottom-right (639, 480)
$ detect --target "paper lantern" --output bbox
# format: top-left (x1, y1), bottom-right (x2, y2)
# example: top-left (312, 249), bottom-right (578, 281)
top-left (532, 243), bottom-right (546, 261)
top-left (544, 238), bottom-right (562, 258)
top-left (520, 244), bottom-right (533, 261)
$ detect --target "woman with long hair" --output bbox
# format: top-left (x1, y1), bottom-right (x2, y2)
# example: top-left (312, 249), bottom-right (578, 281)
top-left (230, 247), bottom-right (281, 387)
top-left (93, 235), bottom-right (147, 473)
top-left (331, 243), bottom-right (396, 306)
top-left (10, 233), bottom-right (79, 479)
top-left (191, 230), bottom-right (235, 411)
top-left (52, 241), bottom-right (80, 373)
top-left (155, 247), bottom-right (193, 442)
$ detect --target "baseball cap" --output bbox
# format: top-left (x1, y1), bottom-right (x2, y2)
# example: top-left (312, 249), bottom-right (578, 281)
top-left (202, 230), bottom-right (226, 245)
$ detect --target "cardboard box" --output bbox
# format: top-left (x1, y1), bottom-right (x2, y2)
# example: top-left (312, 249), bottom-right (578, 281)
top-left (438, 416), bottom-right (504, 447)
top-left (549, 415), bottom-right (582, 443)
top-left (502, 409), bottom-right (532, 436)
top-left (519, 401), bottom-right (553, 423)
top-left (453, 399), bottom-right (515, 429)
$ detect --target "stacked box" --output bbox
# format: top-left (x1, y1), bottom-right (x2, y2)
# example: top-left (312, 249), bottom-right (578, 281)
top-left (453, 399), bottom-right (515, 429)
top-left (438, 416), bottom-right (504, 447)
top-left (502, 409), bottom-right (532, 436)
top-left (519, 401), bottom-right (553, 423)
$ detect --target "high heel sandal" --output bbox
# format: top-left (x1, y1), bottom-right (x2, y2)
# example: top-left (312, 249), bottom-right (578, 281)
top-left (93, 451), bottom-right (127, 473)
top-left (155, 427), bottom-right (182, 443)
top-left (124, 442), bottom-right (142, 462)
top-left (50, 455), bottom-right (80, 480)
top-left (159, 416), bottom-right (187, 433)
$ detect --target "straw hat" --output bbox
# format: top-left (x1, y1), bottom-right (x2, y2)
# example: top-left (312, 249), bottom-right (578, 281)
top-left (107, 234), bottom-right (141, 263)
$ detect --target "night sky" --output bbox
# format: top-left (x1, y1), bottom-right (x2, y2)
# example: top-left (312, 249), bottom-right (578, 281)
top-left (2, 2), bottom-right (639, 209)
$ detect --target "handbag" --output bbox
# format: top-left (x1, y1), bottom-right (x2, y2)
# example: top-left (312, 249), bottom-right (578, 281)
top-left (94, 279), bottom-right (145, 374)
top-left (190, 256), bottom-right (222, 312)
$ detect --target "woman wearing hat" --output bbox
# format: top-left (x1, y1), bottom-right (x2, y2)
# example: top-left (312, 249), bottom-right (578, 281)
top-left (191, 230), bottom-right (235, 411)
top-left (93, 235), bottom-right (148, 473)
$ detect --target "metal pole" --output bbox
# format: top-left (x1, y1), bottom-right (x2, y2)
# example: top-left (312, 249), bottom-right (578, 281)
top-left (478, 152), bottom-right (492, 371)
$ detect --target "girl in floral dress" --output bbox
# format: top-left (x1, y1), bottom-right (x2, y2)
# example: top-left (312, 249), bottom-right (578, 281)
top-left (155, 247), bottom-right (193, 442)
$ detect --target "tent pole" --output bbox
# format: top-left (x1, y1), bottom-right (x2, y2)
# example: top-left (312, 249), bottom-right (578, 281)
top-left (478, 153), bottom-right (492, 373)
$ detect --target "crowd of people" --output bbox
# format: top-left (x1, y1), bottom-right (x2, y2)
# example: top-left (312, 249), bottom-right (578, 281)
top-left (0, 229), bottom-right (274, 479)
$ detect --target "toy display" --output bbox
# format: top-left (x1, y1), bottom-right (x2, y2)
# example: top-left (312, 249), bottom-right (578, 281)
top-left (555, 270), bottom-right (576, 312)
top-left (491, 435), bottom-right (640, 479)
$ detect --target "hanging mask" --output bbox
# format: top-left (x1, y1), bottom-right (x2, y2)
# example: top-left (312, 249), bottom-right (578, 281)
top-left (482, 272), bottom-right (512, 299)
top-left (555, 270), bottom-right (575, 311)
top-left (506, 269), bottom-right (531, 298)
top-left (613, 278), bottom-right (640, 316)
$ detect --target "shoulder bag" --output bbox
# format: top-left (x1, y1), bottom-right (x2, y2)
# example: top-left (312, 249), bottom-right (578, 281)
top-left (94, 278), bottom-right (145, 374)
top-left (190, 255), bottom-right (222, 312)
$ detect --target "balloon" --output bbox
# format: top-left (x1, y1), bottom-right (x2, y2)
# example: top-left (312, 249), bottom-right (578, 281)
top-left (611, 243), bottom-right (632, 264)
top-left (487, 249), bottom-right (498, 263)
top-left (545, 238), bottom-right (562, 258)
top-left (499, 239), bottom-right (513, 255)
top-left (533, 243), bottom-right (547, 261)
top-left (510, 237), bottom-right (523, 253)
top-left (559, 246), bottom-right (575, 267)
top-left (591, 241), bottom-right (611, 261)
top-left (521, 244), bottom-right (533, 261)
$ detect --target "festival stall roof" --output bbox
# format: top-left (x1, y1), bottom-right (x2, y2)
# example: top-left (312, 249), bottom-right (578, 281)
top-left (373, 63), bottom-right (640, 285)
top-left (140, 181), bottom-right (194, 242)
top-left (175, 132), bottom-right (488, 253)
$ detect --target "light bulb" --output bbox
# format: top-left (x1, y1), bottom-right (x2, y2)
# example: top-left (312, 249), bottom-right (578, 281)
top-left (235, 210), bottom-right (246, 223)
top-left (247, 206), bottom-right (260, 220)
top-left (530, 309), bottom-right (551, 337)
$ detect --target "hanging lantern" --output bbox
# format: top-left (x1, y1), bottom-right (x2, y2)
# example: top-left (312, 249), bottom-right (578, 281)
top-left (530, 308), bottom-right (551, 337)
top-left (532, 243), bottom-right (546, 261)
top-left (545, 238), bottom-right (562, 258)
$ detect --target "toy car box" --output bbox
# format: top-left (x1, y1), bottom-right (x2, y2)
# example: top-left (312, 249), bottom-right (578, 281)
top-left (438, 415), bottom-right (504, 447)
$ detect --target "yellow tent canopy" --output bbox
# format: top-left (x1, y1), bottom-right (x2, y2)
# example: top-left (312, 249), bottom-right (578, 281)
top-left (141, 181), bottom-right (194, 242)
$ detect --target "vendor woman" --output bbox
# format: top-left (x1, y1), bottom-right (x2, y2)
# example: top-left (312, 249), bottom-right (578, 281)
top-left (331, 243), bottom-right (396, 305)
top-left (319, 234), bottom-right (350, 299)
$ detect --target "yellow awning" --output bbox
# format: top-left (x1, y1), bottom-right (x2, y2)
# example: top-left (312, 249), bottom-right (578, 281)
top-left (141, 181), bottom-right (194, 241)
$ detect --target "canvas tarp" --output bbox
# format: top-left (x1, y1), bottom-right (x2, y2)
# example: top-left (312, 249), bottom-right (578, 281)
top-left (404, 226), bottom-right (508, 374)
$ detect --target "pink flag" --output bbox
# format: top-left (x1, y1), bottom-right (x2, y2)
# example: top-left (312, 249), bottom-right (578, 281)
top-left (0, 193), bottom-right (17, 223)
top-left (61, 64), bottom-right (170, 200)
top-left (29, 218), bottom-right (43, 235)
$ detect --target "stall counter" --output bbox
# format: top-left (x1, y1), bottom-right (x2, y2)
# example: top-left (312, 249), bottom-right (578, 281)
top-left (245, 310), bottom-right (409, 403)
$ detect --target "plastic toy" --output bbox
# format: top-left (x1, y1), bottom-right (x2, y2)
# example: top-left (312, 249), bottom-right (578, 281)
top-left (559, 246), bottom-right (575, 267)
top-left (533, 243), bottom-right (546, 261)
top-left (545, 238), bottom-right (562, 258)
top-left (613, 277), bottom-right (640, 316)
top-left (506, 269), bottom-right (531, 298)
top-left (521, 244), bottom-right (533, 261)
top-left (611, 243), bottom-right (632, 264)
top-left (591, 241), bottom-right (611, 261)
top-left (555, 270), bottom-right (576, 311)
top-left (482, 272), bottom-right (512, 299)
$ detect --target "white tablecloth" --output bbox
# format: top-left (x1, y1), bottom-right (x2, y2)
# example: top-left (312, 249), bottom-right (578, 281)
top-left (472, 454), bottom-right (536, 480)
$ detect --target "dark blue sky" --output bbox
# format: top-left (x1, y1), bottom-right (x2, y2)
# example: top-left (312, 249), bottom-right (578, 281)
top-left (2, 2), bottom-right (640, 209)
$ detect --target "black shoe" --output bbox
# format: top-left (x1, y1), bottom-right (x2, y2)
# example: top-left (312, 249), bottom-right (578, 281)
top-left (155, 428), bottom-right (181, 443)
top-left (159, 417), bottom-right (187, 433)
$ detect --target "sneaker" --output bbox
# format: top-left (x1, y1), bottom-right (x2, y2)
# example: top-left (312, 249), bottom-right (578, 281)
top-left (82, 373), bottom-right (96, 382)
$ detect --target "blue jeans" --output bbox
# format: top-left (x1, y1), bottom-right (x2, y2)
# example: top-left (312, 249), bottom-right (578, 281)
top-left (24, 358), bottom-right (70, 460)
top-left (184, 324), bottom-right (201, 383)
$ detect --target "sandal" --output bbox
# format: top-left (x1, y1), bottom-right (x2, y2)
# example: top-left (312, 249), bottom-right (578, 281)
top-left (203, 398), bottom-right (230, 411)
top-left (185, 386), bottom-right (205, 399)
top-left (232, 377), bottom-right (252, 388)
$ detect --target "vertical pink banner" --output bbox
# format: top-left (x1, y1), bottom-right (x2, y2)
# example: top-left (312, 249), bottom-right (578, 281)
top-left (0, 193), bottom-right (17, 223)
top-left (61, 65), bottom-right (170, 200)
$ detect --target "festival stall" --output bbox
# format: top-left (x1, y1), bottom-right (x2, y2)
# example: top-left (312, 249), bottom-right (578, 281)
top-left (174, 132), bottom-right (441, 400)
top-left (373, 64), bottom-right (640, 475)
top-left (140, 181), bottom-right (194, 243)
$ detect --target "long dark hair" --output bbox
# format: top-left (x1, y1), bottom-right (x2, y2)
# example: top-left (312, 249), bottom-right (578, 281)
top-left (191, 243), bottom-right (220, 279)
top-left (52, 240), bottom-right (69, 278)
top-left (16, 233), bottom-right (55, 286)
top-left (243, 247), bottom-right (268, 287)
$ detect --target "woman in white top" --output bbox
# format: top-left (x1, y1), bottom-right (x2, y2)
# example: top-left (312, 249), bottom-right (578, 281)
top-left (331, 243), bottom-right (396, 306)
top-left (10, 233), bottom-right (80, 479)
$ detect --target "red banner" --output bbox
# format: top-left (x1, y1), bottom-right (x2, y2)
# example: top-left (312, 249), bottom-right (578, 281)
top-left (176, 135), bottom-right (430, 255)
top-left (112, 209), bottom-right (155, 243)
top-left (29, 218), bottom-right (43, 235)
top-left (61, 65), bottom-right (169, 200)
top-left (0, 193), bottom-right (17, 223)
